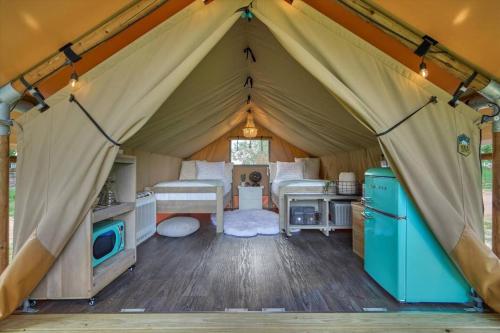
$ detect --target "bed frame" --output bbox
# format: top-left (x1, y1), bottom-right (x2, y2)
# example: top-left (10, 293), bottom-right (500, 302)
top-left (147, 184), bottom-right (232, 233)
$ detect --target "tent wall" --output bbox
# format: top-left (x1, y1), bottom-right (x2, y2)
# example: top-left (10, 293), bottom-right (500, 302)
top-left (189, 122), bottom-right (310, 162)
top-left (124, 150), bottom-right (181, 191)
top-left (320, 146), bottom-right (382, 181)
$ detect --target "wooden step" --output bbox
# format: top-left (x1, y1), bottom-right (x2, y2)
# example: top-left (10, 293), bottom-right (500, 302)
top-left (1, 312), bottom-right (499, 332)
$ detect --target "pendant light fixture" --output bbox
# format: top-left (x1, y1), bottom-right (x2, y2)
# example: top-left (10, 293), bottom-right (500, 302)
top-left (69, 64), bottom-right (79, 88)
top-left (60, 43), bottom-right (81, 89)
top-left (419, 57), bottom-right (429, 78)
top-left (414, 35), bottom-right (437, 79)
top-left (242, 109), bottom-right (258, 138)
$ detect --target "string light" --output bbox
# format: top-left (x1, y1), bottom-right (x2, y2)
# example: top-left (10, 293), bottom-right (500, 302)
top-left (69, 71), bottom-right (79, 88)
top-left (419, 58), bottom-right (429, 78)
top-left (69, 63), bottom-right (79, 88)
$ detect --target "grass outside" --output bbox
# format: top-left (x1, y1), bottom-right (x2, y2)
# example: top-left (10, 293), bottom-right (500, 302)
top-left (482, 164), bottom-right (492, 190)
top-left (481, 158), bottom-right (493, 248)
top-left (9, 188), bottom-right (14, 217)
top-left (8, 188), bottom-right (14, 262)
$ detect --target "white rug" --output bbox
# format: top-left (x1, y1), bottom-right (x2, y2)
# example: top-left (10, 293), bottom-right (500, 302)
top-left (210, 209), bottom-right (279, 237)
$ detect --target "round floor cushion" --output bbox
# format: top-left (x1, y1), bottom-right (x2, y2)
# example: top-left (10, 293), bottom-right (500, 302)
top-left (157, 217), bottom-right (200, 237)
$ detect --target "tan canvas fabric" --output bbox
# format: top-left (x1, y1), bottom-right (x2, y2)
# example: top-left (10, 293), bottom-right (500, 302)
top-left (123, 17), bottom-right (376, 157)
top-left (123, 149), bottom-right (182, 191)
top-left (0, 238), bottom-right (54, 318)
top-left (3, 0), bottom-right (498, 319)
top-left (452, 224), bottom-right (500, 311)
top-left (320, 146), bottom-right (382, 181)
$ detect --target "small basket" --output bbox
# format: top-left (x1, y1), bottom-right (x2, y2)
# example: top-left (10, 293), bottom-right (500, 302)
top-left (335, 181), bottom-right (360, 195)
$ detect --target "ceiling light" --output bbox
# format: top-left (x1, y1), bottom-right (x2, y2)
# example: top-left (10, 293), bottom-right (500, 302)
top-left (242, 109), bottom-right (258, 138)
top-left (419, 59), bottom-right (428, 78)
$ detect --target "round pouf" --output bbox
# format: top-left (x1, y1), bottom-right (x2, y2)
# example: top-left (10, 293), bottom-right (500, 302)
top-left (157, 216), bottom-right (200, 237)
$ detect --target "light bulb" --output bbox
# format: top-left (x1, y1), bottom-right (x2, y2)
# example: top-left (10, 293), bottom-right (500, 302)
top-left (69, 71), bottom-right (79, 88)
top-left (419, 61), bottom-right (429, 78)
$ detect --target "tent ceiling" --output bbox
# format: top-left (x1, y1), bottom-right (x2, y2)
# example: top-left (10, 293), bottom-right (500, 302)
top-left (123, 18), bottom-right (376, 157)
top-left (0, 0), bottom-right (134, 85)
top-left (370, 0), bottom-right (500, 79)
top-left (1, 0), bottom-right (498, 89)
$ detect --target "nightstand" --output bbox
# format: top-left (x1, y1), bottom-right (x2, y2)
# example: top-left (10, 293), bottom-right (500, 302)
top-left (238, 186), bottom-right (263, 210)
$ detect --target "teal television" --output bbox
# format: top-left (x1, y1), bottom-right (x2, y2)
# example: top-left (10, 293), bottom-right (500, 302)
top-left (92, 220), bottom-right (125, 268)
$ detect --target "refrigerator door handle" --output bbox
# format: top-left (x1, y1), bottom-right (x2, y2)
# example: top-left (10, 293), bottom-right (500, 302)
top-left (365, 206), bottom-right (406, 221)
top-left (361, 211), bottom-right (374, 220)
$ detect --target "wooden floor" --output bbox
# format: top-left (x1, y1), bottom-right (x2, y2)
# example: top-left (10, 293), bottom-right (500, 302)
top-left (33, 218), bottom-right (472, 313)
top-left (2, 313), bottom-right (500, 332)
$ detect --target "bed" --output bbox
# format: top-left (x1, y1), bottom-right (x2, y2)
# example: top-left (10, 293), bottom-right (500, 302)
top-left (147, 161), bottom-right (233, 233)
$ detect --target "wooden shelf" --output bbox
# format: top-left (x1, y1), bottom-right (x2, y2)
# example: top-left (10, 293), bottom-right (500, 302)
top-left (114, 154), bottom-right (136, 164)
top-left (290, 224), bottom-right (329, 230)
top-left (329, 223), bottom-right (352, 230)
top-left (92, 249), bottom-right (136, 294)
top-left (92, 202), bottom-right (135, 224)
top-left (285, 193), bottom-right (359, 237)
top-left (31, 154), bottom-right (137, 300)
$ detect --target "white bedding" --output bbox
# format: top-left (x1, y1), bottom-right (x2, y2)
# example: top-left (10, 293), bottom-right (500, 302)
top-left (154, 180), bottom-right (231, 201)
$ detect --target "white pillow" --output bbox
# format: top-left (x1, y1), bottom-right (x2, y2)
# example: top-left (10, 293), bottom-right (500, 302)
top-left (295, 157), bottom-right (320, 179)
top-left (179, 160), bottom-right (197, 180)
top-left (269, 162), bottom-right (277, 183)
top-left (275, 161), bottom-right (304, 181)
top-left (196, 161), bottom-right (225, 180)
top-left (157, 217), bottom-right (200, 237)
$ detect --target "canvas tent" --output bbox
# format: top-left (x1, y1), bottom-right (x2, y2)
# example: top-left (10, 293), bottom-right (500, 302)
top-left (1, 0), bottom-right (499, 318)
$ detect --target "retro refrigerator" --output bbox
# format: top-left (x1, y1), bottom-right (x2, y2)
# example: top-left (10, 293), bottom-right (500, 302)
top-left (363, 168), bottom-right (470, 303)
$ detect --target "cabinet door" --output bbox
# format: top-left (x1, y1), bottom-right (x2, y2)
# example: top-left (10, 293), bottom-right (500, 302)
top-left (364, 208), bottom-right (406, 302)
top-left (351, 203), bottom-right (364, 258)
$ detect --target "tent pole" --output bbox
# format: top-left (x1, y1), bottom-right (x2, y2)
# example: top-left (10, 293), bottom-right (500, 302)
top-left (0, 103), bottom-right (10, 272)
top-left (493, 116), bottom-right (500, 256)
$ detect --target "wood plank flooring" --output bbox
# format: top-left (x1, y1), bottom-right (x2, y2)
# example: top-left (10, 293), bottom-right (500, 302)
top-left (2, 313), bottom-right (500, 332)
top-left (33, 218), bottom-right (471, 313)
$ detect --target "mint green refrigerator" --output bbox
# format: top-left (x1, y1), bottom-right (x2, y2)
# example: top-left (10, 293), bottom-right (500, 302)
top-left (363, 168), bottom-right (470, 303)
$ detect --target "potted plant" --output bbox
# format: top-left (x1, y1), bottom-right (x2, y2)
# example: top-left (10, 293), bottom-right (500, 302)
top-left (323, 180), bottom-right (335, 194)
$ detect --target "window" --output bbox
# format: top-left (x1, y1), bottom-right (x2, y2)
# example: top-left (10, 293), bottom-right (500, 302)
top-left (230, 139), bottom-right (270, 165)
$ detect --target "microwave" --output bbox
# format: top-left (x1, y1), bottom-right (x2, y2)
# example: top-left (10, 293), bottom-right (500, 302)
top-left (92, 220), bottom-right (125, 268)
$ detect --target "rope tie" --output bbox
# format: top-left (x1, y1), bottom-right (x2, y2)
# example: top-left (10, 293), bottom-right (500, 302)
top-left (69, 94), bottom-right (121, 146)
